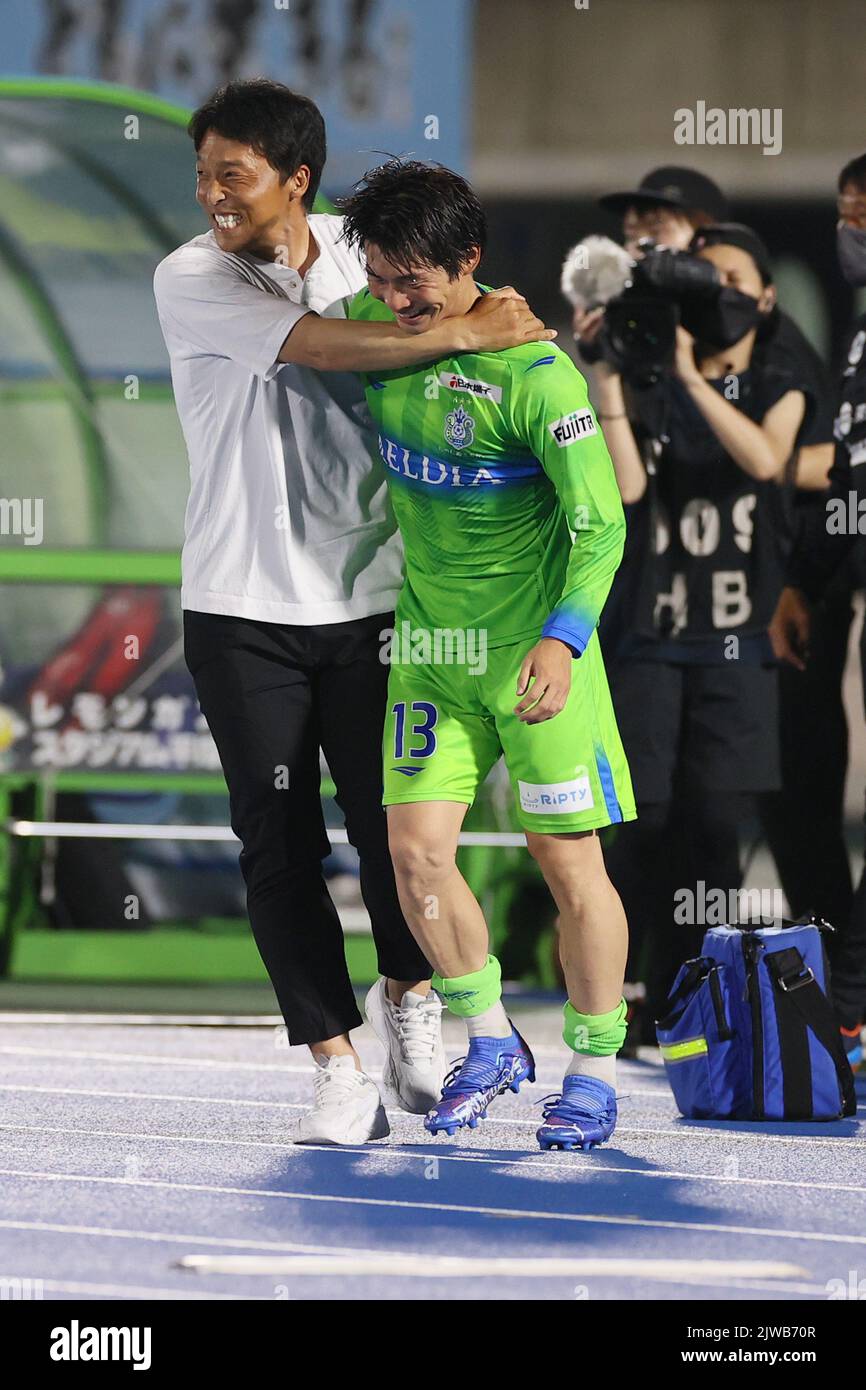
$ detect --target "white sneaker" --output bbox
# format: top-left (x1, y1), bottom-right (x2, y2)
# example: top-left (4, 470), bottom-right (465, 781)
top-left (294, 1055), bottom-right (390, 1146)
top-left (364, 977), bottom-right (446, 1114)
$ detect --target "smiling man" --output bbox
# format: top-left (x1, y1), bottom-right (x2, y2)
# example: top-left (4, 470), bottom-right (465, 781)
top-left (341, 159), bottom-right (636, 1152)
top-left (153, 80), bottom-right (550, 1146)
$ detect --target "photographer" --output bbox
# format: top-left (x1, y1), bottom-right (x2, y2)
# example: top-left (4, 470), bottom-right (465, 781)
top-left (772, 152), bottom-right (866, 1066)
top-left (574, 167), bottom-right (725, 355)
top-left (595, 225), bottom-right (814, 1020)
top-left (569, 170), bottom-right (850, 1023)
top-left (578, 167), bottom-right (834, 493)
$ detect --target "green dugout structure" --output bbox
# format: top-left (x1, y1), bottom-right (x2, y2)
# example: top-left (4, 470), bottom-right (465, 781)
top-left (0, 78), bottom-right (544, 1000)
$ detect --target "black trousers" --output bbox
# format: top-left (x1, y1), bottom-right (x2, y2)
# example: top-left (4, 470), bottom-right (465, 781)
top-left (603, 790), bottom-right (748, 1020)
top-left (831, 609), bottom-right (866, 1029)
top-left (183, 608), bottom-right (430, 1045)
top-left (758, 587), bottom-right (854, 935)
top-left (604, 654), bottom-right (776, 1017)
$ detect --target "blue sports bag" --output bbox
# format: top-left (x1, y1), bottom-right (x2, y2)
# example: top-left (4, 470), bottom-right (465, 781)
top-left (655, 917), bottom-right (857, 1121)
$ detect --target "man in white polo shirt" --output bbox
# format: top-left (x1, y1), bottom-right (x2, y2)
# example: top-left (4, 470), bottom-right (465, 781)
top-left (154, 79), bottom-right (549, 1145)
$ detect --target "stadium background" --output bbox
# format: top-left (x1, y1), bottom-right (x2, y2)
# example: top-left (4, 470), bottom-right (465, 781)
top-left (1, 0), bottom-right (864, 1012)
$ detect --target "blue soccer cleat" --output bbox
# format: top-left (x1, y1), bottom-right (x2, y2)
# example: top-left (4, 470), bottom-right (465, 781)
top-left (536, 1074), bottom-right (617, 1152)
top-left (424, 1028), bottom-right (535, 1136)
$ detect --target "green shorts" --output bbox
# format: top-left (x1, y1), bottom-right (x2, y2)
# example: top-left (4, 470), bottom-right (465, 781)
top-left (383, 630), bottom-right (637, 834)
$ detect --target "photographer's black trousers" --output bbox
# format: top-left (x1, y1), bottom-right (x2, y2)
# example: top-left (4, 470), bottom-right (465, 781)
top-left (829, 608), bottom-right (866, 1030)
top-left (183, 608), bottom-right (430, 1046)
top-left (758, 586), bottom-right (854, 938)
top-left (604, 657), bottom-right (779, 1019)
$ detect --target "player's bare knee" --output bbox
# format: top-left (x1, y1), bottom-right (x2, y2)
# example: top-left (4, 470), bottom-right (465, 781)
top-left (388, 834), bottom-right (457, 893)
top-left (525, 829), bottom-right (597, 872)
top-left (529, 833), bottom-right (607, 902)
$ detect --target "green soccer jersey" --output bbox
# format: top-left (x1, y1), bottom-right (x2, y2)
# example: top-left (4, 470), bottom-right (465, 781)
top-left (348, 286), bottom-right (626, 654)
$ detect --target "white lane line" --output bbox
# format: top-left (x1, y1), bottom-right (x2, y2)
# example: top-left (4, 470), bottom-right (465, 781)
top-left (0, 1081), bottom-right (587, 1124)
top-left (0, 1217), bottom-right (828, 1289)
top-left (0, 1083), bottom-right (303, 1110)
top-left (5, 1122), bottom-right (866, 1195)
top-left (0, 1274), bottom-right (254, 1301)
top-left (1, 1043), bottom-right (857, 1112)
top-left (0, 1245), bottom-right (828, 1295)
top-left (621, 1123), bottom-right (865, 1145)
top-left (0, 1218), bottom-right (406, 1258)
top-left (0, 1222), bottom-right (829, 1297)
top-left (0, 1042), bottom-right (652, 1085)
top-left (0, 1042), bottom-right (786, 1102)
top-left (670, 1276), bottom-right (825, 1296)
top-left (0, 1045), bottom-right (297, 1073)
top-left (0, 1013), bottom-right (283, 1027)
top-left (0, 1166), bottom-right (864, 1247)
top-left (0, 1042), bottom-right (669, 1076)
top-left (177, 1253), bottom-right (806, 1281)
top-left (1, 1083), bottom-right (863, 1146)
top-left (7, 1045), bottom-right (854, 1110)
top-left (0, 1028), bottom-right (665, 1067)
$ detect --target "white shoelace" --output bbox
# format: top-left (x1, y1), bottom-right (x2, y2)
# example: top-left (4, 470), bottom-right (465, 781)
top-left (390, 995), bottom-right (443, 1064)
top-left (312, 1063), bottom-right (368, 1107)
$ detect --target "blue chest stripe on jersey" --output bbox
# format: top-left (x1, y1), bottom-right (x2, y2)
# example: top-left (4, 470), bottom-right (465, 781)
top-left (377, 434), bottom-right (543, 488)
top-left (525, 355), bottom-right (557, 371)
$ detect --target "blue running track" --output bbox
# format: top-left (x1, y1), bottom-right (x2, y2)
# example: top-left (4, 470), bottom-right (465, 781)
top-left (0, 1004), bottom-right (862, 1301)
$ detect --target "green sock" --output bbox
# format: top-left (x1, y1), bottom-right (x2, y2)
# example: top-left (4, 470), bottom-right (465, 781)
top-left (431, 954), bottom-right (503, 1018)
top-left (563, 997), bottom-right (628, 1055)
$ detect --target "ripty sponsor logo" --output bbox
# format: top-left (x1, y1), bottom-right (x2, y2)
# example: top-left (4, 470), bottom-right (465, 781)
top-left (518, 772), bottom-right (594, 813)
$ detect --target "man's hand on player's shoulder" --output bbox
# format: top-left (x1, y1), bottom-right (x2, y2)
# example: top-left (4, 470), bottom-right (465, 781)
top-left (513, 637), bottom-right (573, 723)
top-left (457, 287), bottom-right (557, 354)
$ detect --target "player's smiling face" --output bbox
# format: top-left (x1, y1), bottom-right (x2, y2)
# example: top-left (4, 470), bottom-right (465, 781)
top-left (364, 243), bottom-right (480, 333)
top-left (195, 131), bottom-right (302, 257)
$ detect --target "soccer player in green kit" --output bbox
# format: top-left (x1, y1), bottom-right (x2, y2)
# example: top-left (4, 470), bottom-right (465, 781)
top-left (341, 161), bottom-right (636, 1150)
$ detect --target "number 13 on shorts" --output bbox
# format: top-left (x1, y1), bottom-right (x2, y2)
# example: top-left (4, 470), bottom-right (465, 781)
top-left (392, 700), bottom-right (438, 760)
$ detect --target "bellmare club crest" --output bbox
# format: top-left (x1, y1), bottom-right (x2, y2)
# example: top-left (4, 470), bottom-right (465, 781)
top-left (444, 403), bottom-right (475, 450)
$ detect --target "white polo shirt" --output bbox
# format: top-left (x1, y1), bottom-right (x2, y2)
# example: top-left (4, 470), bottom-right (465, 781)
top-left (153, 213), bottom-right (404, 625)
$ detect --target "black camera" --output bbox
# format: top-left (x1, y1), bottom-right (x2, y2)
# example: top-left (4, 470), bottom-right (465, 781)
top-left (601, 241), bottom-right (721, 384)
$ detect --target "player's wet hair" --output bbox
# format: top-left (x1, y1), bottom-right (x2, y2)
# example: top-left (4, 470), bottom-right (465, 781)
top-left (189, 79), bottom-right (326, 210)
top-left (339, 158), bottom-right (487, 280)
top-left (839, 153), bottom-right (866, 194)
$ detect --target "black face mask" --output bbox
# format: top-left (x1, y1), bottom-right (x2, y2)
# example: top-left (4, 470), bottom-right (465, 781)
top-left (837, 224), bottom-right (866, 287)
top-left (680, 287), bottom-right (763, 349)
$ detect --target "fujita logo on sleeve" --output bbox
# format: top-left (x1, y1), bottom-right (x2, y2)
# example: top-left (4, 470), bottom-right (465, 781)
top-left (548, 410), bottom-right (597, 447)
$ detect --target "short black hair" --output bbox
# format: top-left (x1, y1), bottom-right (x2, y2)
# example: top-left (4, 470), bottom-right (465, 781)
top-left (188, 79), bottom-right (326, 210)
top-left (339, 159), bottom-right (486, 279)
top-left (839, 153), bottom-right (866, 194)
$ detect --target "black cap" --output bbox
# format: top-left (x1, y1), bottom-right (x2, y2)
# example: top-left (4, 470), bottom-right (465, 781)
top-left (689, 222), bottom-right (774, 284)
top-left (598, 166), bottom-right (729, 221)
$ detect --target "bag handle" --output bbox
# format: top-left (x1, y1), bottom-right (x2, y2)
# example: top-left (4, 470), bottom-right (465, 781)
top-left (737, 913), bottom-right (835, 935)
top-left (765, 948), bottom-right (857, 1118)
top-left (655, 956), bottom-right (712, 1028)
